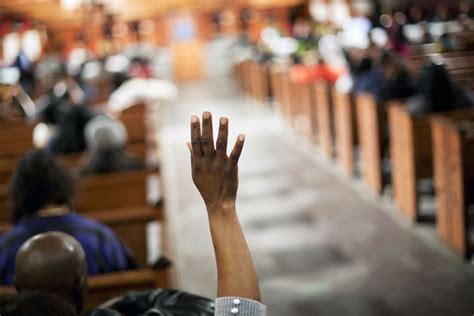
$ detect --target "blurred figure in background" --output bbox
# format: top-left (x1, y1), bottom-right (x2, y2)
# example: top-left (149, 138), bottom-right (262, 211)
top-left (408, 62), bottom-right (474, 115)
top-left (80, 115), bottom-right (141, 175)
top-left (49, 105), bottom-right (95, 154)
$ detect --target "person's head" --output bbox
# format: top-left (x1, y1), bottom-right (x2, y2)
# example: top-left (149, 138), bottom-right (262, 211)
top-left (14, 232), bottom-right (88, 313)
top-left (80, 115), bottom-right (135, 175)
top-left (379, 49), bottom-right (409, 79)
top-left (418, 62), bottom-right (455, 109)
top-left (0, 291), bottom-right (77, 316)
top-left (51, 105), bottom-right (95, 154)
top-left (85, 115), bottom-right (127, 150)
top-left (9, 149), bottom-right (74, 224)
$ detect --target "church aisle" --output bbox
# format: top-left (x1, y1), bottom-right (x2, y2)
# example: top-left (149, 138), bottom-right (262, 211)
top-left (159, 76), bottom-right (474, 316)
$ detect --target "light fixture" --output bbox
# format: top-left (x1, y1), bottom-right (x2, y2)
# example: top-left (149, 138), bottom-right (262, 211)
top-left (60, 0), bottom-right (81, 10)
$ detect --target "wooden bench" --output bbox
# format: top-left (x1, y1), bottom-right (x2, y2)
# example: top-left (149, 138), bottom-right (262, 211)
top-left (75, 170), bottom-right (151, 212)
top-left (56, 142), bottom-right (147, 170)
top-left (297, 82), bottom-right (316, 142)
top-left (0, 121), bottom-right (34, 161)
top-left (355, 94), bottom-right (387, 194)
top-left (279, 73), bottom-right (293, 125)
top-left (0, 205), bottom-right (159, 268)
top-left (0, 267), bottom-right (173, 311)
top-left (314, 82), bottom-right (335, 157)
top-left (432, 115), bottom-right (474, 258)
top-left (269, 67), bottom-right (284, 107)
top-left (388, 104), bottom-right (474, 220)
top-left (75, 169), bottom-right (163, 264)
top-left (247, 60), bottom-right (269, 103)
top-left (333, 90), bottom-right (358, 175)
top-left (0, 158), bottom-right (18, 184)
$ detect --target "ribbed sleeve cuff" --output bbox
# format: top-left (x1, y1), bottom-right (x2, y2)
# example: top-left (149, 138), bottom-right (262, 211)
top-left (215, 297), bottom-right (266, 316)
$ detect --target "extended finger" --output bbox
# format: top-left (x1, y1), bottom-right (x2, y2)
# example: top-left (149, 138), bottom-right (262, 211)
top-left (201, 111), bottom-right (215, 156)
top-left (215, 117), bottom-right (228, 160)
top-left (229, 134), bottom-right (245, 164)
top-left (190, 115), bottom-right (203, 158)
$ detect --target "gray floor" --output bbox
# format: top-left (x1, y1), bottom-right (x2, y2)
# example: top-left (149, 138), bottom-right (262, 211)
top-left (159, 76), bottom-right (474, 316)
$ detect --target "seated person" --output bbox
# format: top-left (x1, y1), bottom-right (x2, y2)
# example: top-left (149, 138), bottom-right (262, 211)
top-left (0, 149), bottom-right (136, 285)
top-left (14, 232), bottom-right (214, 316)
top-left (49, 105), bottom-right (95, 154)
top-left (80, 115), bottom-right (141, 175)
top-left (353, 50), bottom-right (417, 103)
top-left (0, 291), bottom-right (76, 316)
top-left (408, 62), bottom-right (474, 115)
top-left (377, 50), bottom-right (418, 102)
top-left (13, 113), bottom-right (266, 315)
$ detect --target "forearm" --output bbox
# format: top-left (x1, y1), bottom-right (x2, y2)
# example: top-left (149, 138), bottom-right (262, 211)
top-left (208, 203), bottom-right (261, 302)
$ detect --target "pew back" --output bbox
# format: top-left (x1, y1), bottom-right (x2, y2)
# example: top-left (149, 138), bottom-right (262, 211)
top-left (333, 90), bottom-right (357, 175)
top-left (432, 115), bottom-right (474, 257)
top-left (356, 94), bottom-right (386, 194)
top-left (75, 170), bottom-right (148, 212)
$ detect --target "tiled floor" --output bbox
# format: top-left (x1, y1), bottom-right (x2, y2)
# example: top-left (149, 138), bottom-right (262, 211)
top-left (159, 76), bottom-right (474, 316)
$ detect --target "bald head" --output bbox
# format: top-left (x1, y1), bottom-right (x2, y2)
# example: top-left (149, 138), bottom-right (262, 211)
top-left (14, 232), bottom-right (88, 313)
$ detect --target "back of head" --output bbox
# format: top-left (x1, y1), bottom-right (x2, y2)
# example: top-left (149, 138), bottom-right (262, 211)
top-left (0, 291), bottom-right (77, 316)
top-left (9, 150), bottom-right (74, 224)
top-left (15, 232), bottom-right (87, 313)
top-left (84, 115), bottom-right (127, 150)
top-left (81, 115), bottom-right (135, 175)
top-left (51, 105), bottom-right (94, 154)
top-left (379, 49), bottom-right (409, 79)
top-left (418, 62), bottom-right (455, 110)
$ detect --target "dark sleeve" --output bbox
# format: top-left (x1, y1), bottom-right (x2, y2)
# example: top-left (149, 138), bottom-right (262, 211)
top-left (83, 308), bottom-right (121, 316)
top-left (112, 289), bottom-right (215, 315)
top-left (100, 225), bottom-right (138, 271)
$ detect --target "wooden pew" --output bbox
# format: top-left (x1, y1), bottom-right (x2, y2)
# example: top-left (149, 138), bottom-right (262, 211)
top-left (56, 142), bottom-right (147, 170)
top-left (333, 90), bottom-right (358, 175)
top-left (355, 94), bottom-right (387, 194)
top-left (432, 115), bottom-right (474, 258)
top-left (89, 206), bottom-right (159, 267)
top-left (269, 66), bottom-right (284, 107)
top-left (388, 104), bottom-right (474, 220)
top-left (0, 121), bottom-right (34, 161)
top-left (75, 170), bottom-right (150, 212)
top-left (0, 183), bottom-right (9, 222)
top-left (86, 267), bottom-right (171, 310)
top-left (76, 170), bottom-right (162, 267)
top-left (0, 206), bottom-right (159, 268)
top-left (279, 73), bottom-right (293, 125)
top-left (296, 82), bottom-right (316, 142)
top-left (388, 103), bottom-right (435, 220)
top-left (0, 267), bottom-right (172, 311)
top-left (314, 82), bottom-right (335, 157)
top-left (0, 158), bottom-right (18, 184)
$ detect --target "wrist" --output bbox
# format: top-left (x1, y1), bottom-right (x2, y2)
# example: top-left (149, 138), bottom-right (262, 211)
top-left (206, 201), bottom-right (237, 218)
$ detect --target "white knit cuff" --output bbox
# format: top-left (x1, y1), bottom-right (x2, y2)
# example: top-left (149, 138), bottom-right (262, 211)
top-left (215, 297), bottom-right (266, 316)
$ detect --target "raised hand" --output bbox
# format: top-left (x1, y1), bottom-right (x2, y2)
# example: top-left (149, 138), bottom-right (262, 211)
top-left (187, 112), bottom-right (245, 213)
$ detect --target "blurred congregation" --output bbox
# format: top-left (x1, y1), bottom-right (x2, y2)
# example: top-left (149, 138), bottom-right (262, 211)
top-left (0, 0), bottom-right (474, 315)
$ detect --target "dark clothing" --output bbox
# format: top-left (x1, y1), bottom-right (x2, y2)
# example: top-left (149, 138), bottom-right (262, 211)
top-left (408, 88), bottom-right (474, 115)
top-left (85, 289), bottom-right (215, 316)
top-left (80, 148), bottom-right (143, 176)
top-left (354, 67), bottom-right (417, 103)
top-left (353, 68), bottom-right (385, 96)
top-left (49, 105), bottom-right (95, 154)
top-left (378, 76), bottom-right (418, 103)
top-left (0, 213), bottom-right (136, 285)
top-left (408, 62), bottom-right (474, 115)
